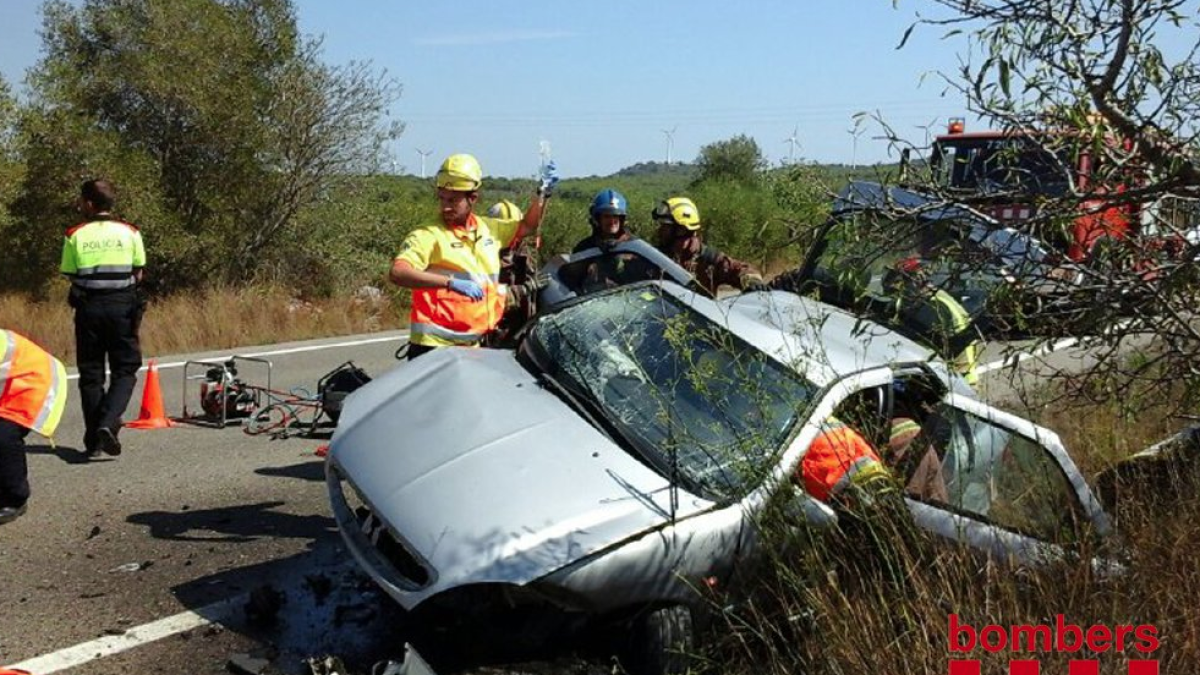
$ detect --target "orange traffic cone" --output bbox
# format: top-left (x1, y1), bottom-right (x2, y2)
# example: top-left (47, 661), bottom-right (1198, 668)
top-left (125, 359), bottom-right (175, 429)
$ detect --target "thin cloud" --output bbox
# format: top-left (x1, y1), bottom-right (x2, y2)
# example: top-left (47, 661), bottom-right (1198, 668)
top-left (415, 30), bottom-right (576, 46)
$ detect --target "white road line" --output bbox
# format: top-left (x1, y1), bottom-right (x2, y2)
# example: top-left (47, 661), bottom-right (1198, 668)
top-left (64, 332), bottom-right (409, 381)
top-left (976, 335), bottom-right (1080, 375)
top-left (976, 317), bottom-right (1137, 375)
top-left (5, 594), bottom-right (246, 674)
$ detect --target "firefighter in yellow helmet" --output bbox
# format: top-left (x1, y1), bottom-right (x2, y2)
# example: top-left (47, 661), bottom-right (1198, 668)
top-left (486, 199), bottom-right (542, 342)
top-left (487, 200), bottom-right (524, 221)
top-left (652, 197), bottom-right (765, 296)
top-left (389, 154), bottom-right (558, 359)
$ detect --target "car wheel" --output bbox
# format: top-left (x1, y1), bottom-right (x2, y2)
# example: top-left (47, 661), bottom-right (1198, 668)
top-left (627, 605), bottom-right (696, 675)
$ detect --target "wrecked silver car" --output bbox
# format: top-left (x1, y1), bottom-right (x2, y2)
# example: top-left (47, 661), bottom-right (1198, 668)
top-left (325, 281), bottom-right (1110, 674)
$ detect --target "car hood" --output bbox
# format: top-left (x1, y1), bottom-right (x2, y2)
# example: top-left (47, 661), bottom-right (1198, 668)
top-left (328, 348), bottom-right (709, 607)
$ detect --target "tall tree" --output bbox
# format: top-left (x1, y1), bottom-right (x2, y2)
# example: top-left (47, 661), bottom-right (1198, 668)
top-left (882, 0), bottom-right (1200, 413)
top-left (0, 76), bottom-right (20, 232)
top-left (4, 0), bottom-right (400, 294)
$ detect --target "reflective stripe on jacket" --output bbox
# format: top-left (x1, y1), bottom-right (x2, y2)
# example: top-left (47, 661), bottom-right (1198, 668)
top-left (396, 214), bottom-right (519, 347)
top-left (930, 290), bottom-right (979, 385)
top-left (896, 287), bottom-right (980, 386)
top-left (60, 219), bottom-right (146, 291)
top-left (0, 330), bottom-right (68, 439)
top-left (799, 417), bottom-right (885, 502)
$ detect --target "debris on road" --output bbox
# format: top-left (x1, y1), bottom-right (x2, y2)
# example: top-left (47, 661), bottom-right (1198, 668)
top-left (304, 573), bottom-right (333, 604)
top-left (306, 654), bottom-right (350, 675)
top-left (227, 652), bottom-right (271, 675)
top-left (245, 583), bottom-right (285, 625)
top-left (370, 644), bottom-right (439, 675)
top-left (109, 560), bottom-right (152, 573)
top-left (332, 602), bottom-right (375, 626)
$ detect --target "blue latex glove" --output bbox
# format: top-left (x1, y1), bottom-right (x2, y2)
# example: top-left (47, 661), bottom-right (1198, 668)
top-left (538, 161), bottom-right (559, 197)
top-left (447, 278), bottom-right (484, 300)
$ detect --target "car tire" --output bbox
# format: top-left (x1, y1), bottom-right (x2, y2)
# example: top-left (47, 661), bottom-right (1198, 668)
top-left (627, 605), bottom-right (696, 675)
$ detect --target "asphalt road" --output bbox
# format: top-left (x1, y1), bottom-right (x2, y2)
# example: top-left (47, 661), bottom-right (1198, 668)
top-left (0, 331), bottom-right (416, 675)
top-left (0, 327), bottom-right (1106, 675)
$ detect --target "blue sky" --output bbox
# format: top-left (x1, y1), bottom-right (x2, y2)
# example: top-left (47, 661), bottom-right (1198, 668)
top-left (1, 1), bottom-right (975, 178)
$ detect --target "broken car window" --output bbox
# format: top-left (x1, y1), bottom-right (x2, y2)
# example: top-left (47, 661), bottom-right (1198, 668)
top-left (527, 285), bottom-right (818, 501)
top-left (917, 406), bottom-right (1087, 544)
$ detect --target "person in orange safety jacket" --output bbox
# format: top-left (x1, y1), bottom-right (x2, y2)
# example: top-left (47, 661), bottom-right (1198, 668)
top-left (798, 416), bottom-right (892, 504)
top-left (389, 154), bottom-right (557, 360)
top-left (1, 329), bottom-right (69, 525)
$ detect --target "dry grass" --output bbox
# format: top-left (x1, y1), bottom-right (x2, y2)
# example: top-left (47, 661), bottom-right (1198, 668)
top-left (710, 387), bottom-right (1200, 675)
top-left (0, 285), bottom-right (405, 365)
top-left (714, 499), bottom-right (1199, 674)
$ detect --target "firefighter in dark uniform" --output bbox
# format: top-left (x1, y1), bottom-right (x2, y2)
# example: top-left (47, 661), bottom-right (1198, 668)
top-left (651, 197), bottom-right (765, 296)
top-left (60, 179), bottom-right (146, 458)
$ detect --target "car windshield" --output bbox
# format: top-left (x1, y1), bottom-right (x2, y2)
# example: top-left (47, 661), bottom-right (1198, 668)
top-left (813, 212), bottom-right (1000, 306)
top-left (525, 285), bottom-right (818, 501)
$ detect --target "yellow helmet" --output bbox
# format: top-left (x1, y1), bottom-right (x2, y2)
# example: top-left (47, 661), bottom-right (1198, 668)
top-left (487, 199), bottom-right (524, 221)
top-left (436, 153), bottom-right (483, 191)
top-left (653, 197), bottom-right (701, 231)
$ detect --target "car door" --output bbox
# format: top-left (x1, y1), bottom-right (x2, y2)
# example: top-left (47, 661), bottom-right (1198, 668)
top-left (899, 392), bottom-right (1112, 567)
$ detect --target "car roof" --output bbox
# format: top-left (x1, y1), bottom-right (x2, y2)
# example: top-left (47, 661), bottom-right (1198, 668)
top-left (658, 283), bottom-right (942, 388)
top-left (833, 181), bottom-right (997, 224)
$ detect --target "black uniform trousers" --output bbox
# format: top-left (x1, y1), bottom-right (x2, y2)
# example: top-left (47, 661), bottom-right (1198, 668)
top-left (0, 418), bottom-right (31, 508)
top-left (73, 288), bottom-right (143, 450)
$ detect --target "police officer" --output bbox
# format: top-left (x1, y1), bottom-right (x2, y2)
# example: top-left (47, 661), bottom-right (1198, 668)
top-left (60, 179), bottom-right (146, 458)
top-left (389, 154), bottom-right (557, 359)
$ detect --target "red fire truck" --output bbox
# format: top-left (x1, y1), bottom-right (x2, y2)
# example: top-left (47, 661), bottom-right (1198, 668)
top-left (925, 118), bottom-right (1196, 264)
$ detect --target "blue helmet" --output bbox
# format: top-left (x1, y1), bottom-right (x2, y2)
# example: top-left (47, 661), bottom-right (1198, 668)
top-left (589, 189), bottom-right (628, 226)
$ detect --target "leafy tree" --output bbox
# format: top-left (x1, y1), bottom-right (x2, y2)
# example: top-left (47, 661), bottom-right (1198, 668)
top-left (3, 0), bottom-right (400, 295)
top-left (887, 0), bottom-right (1200, 413)
top-left (694, 134), bottom-right (768, 186)
top-left (0, 77), bottom-right (21, 238)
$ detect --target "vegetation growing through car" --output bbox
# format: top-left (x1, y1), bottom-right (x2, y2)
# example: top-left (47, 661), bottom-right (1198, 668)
top-left (530, 286), bottom-right (819, 504)
top-left (705, 382), bottom-right (1200, 674)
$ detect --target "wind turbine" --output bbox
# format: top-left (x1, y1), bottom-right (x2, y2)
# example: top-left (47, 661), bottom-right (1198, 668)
top-left (783, 125), bottom-right (800, 164)
top-left (661, 126), bottom-right (677, 164)
top-left (848, 116), bottom-right (866, 170)
top-left (415, 148), bottom-right (433, 178)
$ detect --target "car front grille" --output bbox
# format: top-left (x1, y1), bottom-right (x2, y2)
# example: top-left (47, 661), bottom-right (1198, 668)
top-left (352, 505), bottom-right (431, 588)
top-left (331, 469), bottom-right (432, 589)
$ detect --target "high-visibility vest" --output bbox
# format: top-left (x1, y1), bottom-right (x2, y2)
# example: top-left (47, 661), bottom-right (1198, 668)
top-left (897, 288), bottom-right (980, 386)
top-left (889, 417), bottom-right (923, 452)
top-left (930, 290), bottom-right (979, 385)
top-left (396, 214), bottom-right (519, 347)
top-left (799, 417), bottom-right (886, 502)
top-left (60, 218), bottom-right (146, 291)
top-left (0, 330), bottom-right (68, 439)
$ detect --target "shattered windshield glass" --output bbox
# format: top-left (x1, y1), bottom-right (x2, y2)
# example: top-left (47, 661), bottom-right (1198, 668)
top-left (527, 285), bottom-right (818, 500)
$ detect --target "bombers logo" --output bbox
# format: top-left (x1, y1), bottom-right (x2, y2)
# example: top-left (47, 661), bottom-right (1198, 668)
top-left (948, 615), bottom-right (1160, 674)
